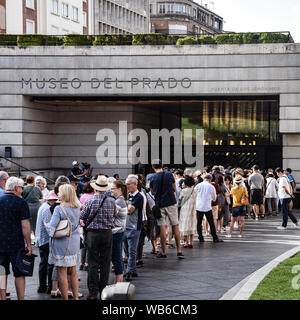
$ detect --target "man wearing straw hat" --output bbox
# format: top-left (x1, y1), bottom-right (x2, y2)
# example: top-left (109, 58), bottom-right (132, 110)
top-left (80, 175), bottom-right (116, 300)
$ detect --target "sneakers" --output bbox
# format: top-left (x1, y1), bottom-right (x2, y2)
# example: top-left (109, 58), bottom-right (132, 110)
top-left (225, 234), bottom-right (232, 238)
top-left (255, 217), bottom-right (259, 221)
top-left (213, 238), bottom-right (224, 243)
top-left (156, 253), bottom-right (167, 259)
top-left (131, 271), bottom-right (138, 277)
top-left (238, 234), bottom-right (242, 238)
top-left (86, 293), bottom-right (98, 300)
top-left (125, 272), bottom-right (132, 281)
top-left (277, 226), bottom-right (287, 230)
top-left (177, 252), bottom-right (185, 259)
top-left (234, 222), bottom-right (239, 229)
top-left (293, 222), bottom-right (300, 229)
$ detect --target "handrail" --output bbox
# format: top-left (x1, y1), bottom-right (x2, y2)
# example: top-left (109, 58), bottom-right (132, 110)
top-left (0, 155), bottom-right (56, 184)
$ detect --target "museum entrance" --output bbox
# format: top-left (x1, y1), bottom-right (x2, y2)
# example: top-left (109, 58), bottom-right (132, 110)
top-left (180, 96), bottom-right (282, 170)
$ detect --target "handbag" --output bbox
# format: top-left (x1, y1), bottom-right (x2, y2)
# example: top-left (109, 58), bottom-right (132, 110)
top-left (15, 249), bottom-right (38, 277)
top-left (53, 206), bottom-right (72, 239)
top-left (51, 206), bottom-right (73, 260)
top-left (241, 187), bottom-right (249, 206)
top-left (152, 172), bottom-right (165, 220)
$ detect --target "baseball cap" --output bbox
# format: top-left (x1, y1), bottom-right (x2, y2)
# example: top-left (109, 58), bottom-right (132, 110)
top-left (72, 161), bottom-right (78, 166)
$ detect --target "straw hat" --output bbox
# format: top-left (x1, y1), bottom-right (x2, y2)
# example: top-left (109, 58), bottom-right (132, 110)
top-left (234, 176), bottom-right (243, 185)
top-left (90, 175), bottom-right (109, 192)
top-left (235, 168), bottom-right (244, 176)
top-left (45, 190), bottom-right (58, 201)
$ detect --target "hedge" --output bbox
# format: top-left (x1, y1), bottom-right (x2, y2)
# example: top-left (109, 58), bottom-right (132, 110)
top-left (0, 32), bottom-right (294, 46)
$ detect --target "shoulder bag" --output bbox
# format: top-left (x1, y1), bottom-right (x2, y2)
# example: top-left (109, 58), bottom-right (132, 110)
top-left (83, 195), bottom-right (107, 234)
top-left (241, 187), bottom-right (249, 206)
top-left (51, 206), bottom-right (73, 260)
top-left (152, 172), bottom-right (165, 220)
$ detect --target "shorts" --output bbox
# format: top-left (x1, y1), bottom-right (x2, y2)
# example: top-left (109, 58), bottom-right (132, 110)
top-left (0, 251), bottom-right (23, 278)
top-left (232, 206), bottom-right (246, 217)
top-left (157, 204), bottom-right (179, 227)
top-left (250, 189), bottom-right (263, 205)
top-left (212, 206), bottom-right (219, 220)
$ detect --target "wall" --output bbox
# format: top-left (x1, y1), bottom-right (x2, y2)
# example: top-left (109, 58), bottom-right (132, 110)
top-left (0, 0), bottom-right (6, 33)
top-left (0, 43), bottom-right (300, 182)
top-left (6, 0), bottom-right (23, 33)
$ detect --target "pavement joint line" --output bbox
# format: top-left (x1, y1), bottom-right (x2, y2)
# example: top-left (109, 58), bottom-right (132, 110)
top-left (219, 245), bottom-right (300, 300)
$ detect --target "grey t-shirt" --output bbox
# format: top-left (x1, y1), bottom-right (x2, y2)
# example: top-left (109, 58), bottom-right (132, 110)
top-left (249, 173), bottom-right (264, 190)
top-left (112, 196), bottom-right (128, 234)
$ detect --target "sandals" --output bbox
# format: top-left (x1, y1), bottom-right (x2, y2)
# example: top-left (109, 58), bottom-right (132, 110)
top-left (68, 290), bottom-right (83, 298)
top-left (51, 289), bottom-right (61, 298)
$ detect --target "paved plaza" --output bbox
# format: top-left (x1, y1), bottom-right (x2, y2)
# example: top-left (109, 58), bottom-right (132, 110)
top-left (6, 212), bottom-right (300, 300)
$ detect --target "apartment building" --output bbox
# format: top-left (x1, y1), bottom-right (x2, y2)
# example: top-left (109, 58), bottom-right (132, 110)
top-left (91, 0), bottom-right (150, 35)
top-left (0, 0), bottom-right (89, 35)
top-left (149, 0), bottom-right (223, 35)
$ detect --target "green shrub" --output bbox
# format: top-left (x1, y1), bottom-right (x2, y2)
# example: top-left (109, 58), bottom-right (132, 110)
top-left (0, 34), bottom-right (18, 46)
top-left (215, 33), bottom-right (243, 44)
top-left (43, 35), bottom-right (64, 46)
top-left (164, 35), bottom-right (185, 45)
top-left (64, 34), bottom-right (94, 46)
top-left (17, 34), bottom-right (44, 46)
top-left (199, 35), bottom-right (216, 44)
top-left (176, 36), bottom-right (198, 45)
top-left (242, 33), bottom-right (261, 44)
top-left (258, 32), bottom-right (290, 44)
top-left (132, 33), bottom-right (165, 45)
top-left (93, 34), bottom-right (132, 45)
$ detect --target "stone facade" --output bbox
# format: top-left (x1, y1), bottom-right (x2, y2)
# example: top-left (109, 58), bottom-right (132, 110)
top-left (0, 43), bottom-right (299, 182)
top-left (0, 0), bottom-right (6, 33)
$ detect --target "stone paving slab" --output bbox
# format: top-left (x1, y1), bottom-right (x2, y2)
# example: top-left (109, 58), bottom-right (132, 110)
top-left (5, 212), bottom-right (300, 300)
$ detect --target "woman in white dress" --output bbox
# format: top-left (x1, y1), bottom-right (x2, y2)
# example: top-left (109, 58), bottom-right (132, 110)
top-left (178, 176), bottom-right (197, 248)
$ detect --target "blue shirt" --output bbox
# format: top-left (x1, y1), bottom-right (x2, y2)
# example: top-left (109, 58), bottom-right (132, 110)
top-left (0, 192), bottom-right (30, 253)
top-left (0, 186), bottom-right (5, 197)
top-left (150, 171), bottom-right (176, 208)
top-left (126, 191), bottom-right (144, 231)
top-left (35, 202), bottom-right (52, 247)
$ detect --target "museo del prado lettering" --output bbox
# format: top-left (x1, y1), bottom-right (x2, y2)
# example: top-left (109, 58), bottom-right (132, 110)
top-left (21, 77), bottom-right (192, 90)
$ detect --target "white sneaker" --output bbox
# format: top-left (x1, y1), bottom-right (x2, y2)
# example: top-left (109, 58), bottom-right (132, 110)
top-left (234, 222), bottom-right (239, 229)
top-left (293, 223), bottom-right (300, 229)
top-left (238, 234), bottom-right (242, 238)
top-left (277, 226), bottom-right (287, 230)
top-left (255, 217), bottom-right (259, 221)
top-left (225, 234), bottom-right (232, 238)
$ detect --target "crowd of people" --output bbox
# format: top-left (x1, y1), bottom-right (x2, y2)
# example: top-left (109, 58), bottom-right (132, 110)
top-left (0, 160), bottom-right (298, 300)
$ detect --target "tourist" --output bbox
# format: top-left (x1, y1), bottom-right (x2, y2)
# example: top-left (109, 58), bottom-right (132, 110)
top-left (178, 176), bottom-right (197, 248)
top-left (23, 175), bottom-right (43, 240)
top-left (174, 169), bottom-right (184, 202)
top-left (80, 175), bottom-right (116, 300)
top-left (45, 184), bottom-right (81, 300)
top-left (265, 173), bottom-right (279, 216)
top-left (0, 177), bottom-right (32, 300)
top-left (35, 191), bottom-right (58, 294)
top-left (0, 171), bottom-right (9, 197)
top-left (79, 182), bottom-right (95, 272)
top-left (150, 159), bottom-right (184, 259)
top-left (217, 175), bottom-right (227, 233)
top-left (110, 180), bottom-right (128, 283)
top-left (211, 175), bottom-right (221, 232)
top-left (35, 176), bottom-right (50, 203)
top-left (195, 174), bottom-right (223, 243)
top-left (285, 168), bottom-right (296, 211)
top-left (123, 176), bottom-right (144, 281)
top-left (146, 188), bottom-right (160, 254)
top-left (275, 168), bottom-right (299, 230)
top-left (248, 165), bottom-right (265, 220)
top-left (226, 176), bottom-right (248, 238)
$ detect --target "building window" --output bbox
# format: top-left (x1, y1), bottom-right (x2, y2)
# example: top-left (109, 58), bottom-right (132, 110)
top-left (193, 8), bottom-right (196, 17)
top-left (26, 0), bottom-right (34, 9)
top-left (187, 6), bottom-right (191, 16)
top-left (150, 4), bottom-right (152, 13)
top-left (83, 12), bottom-right (87, 27)
top-left (62, 3), bottom-right (69, 18)
top-left (159, 4), bottom-right (165, 14)
top-left (167, 4), bottom-right (173, 13)
top-left (51, 26), bottom-right (59, 35)
top-left (72, 7), bottom-right (79, 21)
top-left (26, 20), bottom-right (34, 34)
top-left (175, 4), bottom-right (182, 13)
top-left (52, 0), bottom-right (58, 14)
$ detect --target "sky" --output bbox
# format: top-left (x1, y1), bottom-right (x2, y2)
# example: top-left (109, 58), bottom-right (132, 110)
top-left (195, 0), bottom-right (300, 42)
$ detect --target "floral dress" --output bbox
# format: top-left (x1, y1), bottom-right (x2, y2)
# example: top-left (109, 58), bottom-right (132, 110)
top-left (178, 187), bottom-right (197, 236)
